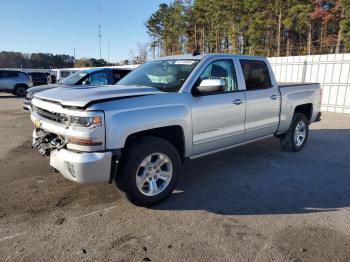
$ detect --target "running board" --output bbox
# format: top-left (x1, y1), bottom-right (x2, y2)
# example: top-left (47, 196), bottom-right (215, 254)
top-left (190, 134), bottom-right (274, 159)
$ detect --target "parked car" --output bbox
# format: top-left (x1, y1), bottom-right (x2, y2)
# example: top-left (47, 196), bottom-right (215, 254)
top-left (27, 72), bottom-right (49, 86)
top-left (23, 67), bottom-right (133, 111)
top-left (47, 73), bottom-right (57, 84)
top-left (0, 70), bottom-right (33, 96)
top-left (50, 68), bottom-right (80, 83)
top-left (30, 54), bottom-right (321, 206)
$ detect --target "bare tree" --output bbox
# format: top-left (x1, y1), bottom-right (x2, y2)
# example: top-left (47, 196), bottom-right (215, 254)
top-left (129, 42), bottom-right (148, 64)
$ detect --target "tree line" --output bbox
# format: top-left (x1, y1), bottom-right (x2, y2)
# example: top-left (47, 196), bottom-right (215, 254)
top-left (0, 51), bottom-right (75, 69)
top-left (0, 51), bottom-right (118, 69)
top-left (146, 0), bottom-right (350, 57)
top-left (0, 51), bottom-right (142, 69)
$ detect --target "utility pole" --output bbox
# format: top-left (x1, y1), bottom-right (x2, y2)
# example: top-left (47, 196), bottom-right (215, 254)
top-left (277, 7), bottom-right (282, 57)
top-left (107, 40), bottom-right (110, 64)
top-left (97, 4), bottom-right (102, 60)
top-left (194, 23), bottom-right (197, 50)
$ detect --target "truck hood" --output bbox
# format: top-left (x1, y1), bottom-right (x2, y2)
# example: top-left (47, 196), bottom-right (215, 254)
top-left (27, 83), bottom-right (62, 94)
top-left (33, 84), bottom-right (163, 108)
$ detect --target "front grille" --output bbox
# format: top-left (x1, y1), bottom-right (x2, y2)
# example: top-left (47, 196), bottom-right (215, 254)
top-left (34, 106), bottom-right (68, 124)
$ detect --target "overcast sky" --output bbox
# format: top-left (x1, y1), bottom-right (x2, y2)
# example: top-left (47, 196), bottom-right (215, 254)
top-left (1, 0), bottom-right (167, 62)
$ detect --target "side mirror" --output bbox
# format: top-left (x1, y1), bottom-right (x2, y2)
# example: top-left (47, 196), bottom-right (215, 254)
top-left (82, 79), bottom-right (90, 86)
top-left (197, 79), bottom-right (225, 93)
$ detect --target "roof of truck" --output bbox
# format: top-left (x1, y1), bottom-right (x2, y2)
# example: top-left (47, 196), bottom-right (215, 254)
top-left (157, 53), bottom-right (266, 61)
top-left (81, 67), bottom-right (133, 74)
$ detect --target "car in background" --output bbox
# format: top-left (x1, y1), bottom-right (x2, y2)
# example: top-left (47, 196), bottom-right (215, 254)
top-left (51, 68), bottom-right (80, 83)
top-left (0, 70), bottom-right (33, 96)
top-left (23, 66), bottom-right (134, 111)
top-left (27, 72), bottom-right (49, 86)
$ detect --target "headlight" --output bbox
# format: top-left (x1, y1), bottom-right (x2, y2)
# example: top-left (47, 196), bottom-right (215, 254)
top-left (26, 92), bottom-right (33, 100)
top-left (69, 116), bottom-right (102, 127)
top-left (67, 113), bottom-right (105, 146)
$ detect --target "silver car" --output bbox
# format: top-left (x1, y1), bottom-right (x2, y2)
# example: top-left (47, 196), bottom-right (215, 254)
top-left (0, 70), bottom-right (33, 96)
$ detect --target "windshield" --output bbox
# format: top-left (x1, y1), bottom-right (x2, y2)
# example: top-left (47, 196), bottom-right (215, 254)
top-left (117, 60), bottom-right (199, 92)
top-left (60, 71), bottom-right (88, 85)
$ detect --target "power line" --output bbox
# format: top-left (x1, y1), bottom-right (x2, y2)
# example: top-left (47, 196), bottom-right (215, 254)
top-left (97, 4), bottom-right (102, 60)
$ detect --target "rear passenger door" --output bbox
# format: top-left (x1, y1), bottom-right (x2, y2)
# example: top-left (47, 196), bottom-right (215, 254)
top-left (0, 71), bottom-right (18, 90)
top-left (240, 59), bottom-right (280, 140)
top-left (0, 71), bottom-right (4, 90)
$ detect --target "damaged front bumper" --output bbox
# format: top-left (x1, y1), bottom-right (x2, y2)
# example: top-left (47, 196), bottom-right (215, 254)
top-left (50, 149), bottom-right (112, 183)
top-left (32, 129), bottom-right (113, 184)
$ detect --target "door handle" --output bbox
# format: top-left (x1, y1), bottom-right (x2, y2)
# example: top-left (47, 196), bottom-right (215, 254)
top-left (270, 95), bottom-right (278, 100)
top-left (233, 99), bottom-right (244, 105)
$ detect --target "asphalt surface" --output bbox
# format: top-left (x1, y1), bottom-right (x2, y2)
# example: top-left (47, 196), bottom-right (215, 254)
top-left (0, 94), bottom-right (350, 261)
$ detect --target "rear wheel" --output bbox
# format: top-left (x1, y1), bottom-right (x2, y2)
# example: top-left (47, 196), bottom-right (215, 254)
top-left (279, 113), bottom-right (309, 152)
top-left (14, 85), bottom-right (27, 97)
top-left (116, 137), bottom-right (181, 206)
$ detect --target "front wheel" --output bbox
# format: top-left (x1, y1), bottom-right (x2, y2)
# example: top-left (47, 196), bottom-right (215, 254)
top-left (14, 85), bottom-right (27, 97)
top-left (279, 113), bottom-right (309, 152)
top-left (116, 137), bottom-right (181, 206)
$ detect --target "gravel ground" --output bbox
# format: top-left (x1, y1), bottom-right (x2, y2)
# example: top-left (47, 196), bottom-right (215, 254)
top-left (0, 94), bottom-right (350, 262)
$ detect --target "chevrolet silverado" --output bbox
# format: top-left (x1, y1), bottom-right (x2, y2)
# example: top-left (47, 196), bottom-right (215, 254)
top-left (30, 54), bottom-right (322, 206)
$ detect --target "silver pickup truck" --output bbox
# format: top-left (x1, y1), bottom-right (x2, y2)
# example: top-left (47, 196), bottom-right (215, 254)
top-left (30, 54), bottom-right (321, 206)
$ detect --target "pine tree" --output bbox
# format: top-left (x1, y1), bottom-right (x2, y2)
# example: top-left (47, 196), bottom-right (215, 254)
top-left (340, 0), bottom-right (350, 51)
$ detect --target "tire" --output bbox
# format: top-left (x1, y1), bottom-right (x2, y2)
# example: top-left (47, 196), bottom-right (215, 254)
top-left (14, 85), bottom-right (27, 97)
top-left (279, 113), bottom-right (309, 152)
top-left (116, 137), bottom-right (181, 206)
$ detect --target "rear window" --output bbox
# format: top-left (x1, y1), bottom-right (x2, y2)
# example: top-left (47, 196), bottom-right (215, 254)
top-left (112, 69), bottom-right (131, 83)
top-left (240, 60), bottom-right (272, 90)
top-left (19, 72), bottom-right (29, 78)
top-left (31, 72), bottom-right (45, 78)
top-left (60, 71), bottom-right (72, 78)
top-left (1, 71), bottom-right (20, 78)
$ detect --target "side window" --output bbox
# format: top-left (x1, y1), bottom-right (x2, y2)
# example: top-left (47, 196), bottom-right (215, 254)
top-left (195, 59), bottom-right (238, 93)
top-left (11, 72), bottom-right (19, 78)
top-left (112, 70), bottom-right (131, 83)
top-left (19, 72), bottom-right (28, 78)
top-left (60, 71), bottom-right (71, 78)
top-left (2, 71), bottom-right (19, 78)
top-left (240, 60), bottom-right (272, 90)
top-left (89, 72), bottom-right (108, 85)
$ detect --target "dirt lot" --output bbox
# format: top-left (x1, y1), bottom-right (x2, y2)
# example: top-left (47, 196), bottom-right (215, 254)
top-left (0, 94), bottom-right (350, 262)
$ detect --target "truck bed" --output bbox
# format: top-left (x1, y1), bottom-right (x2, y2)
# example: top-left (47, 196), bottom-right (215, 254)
top-left (277, 82), bottom-right (321, 134)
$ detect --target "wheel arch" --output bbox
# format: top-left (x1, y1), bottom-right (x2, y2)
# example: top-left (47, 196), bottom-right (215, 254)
top-left (13, 83), bottom-right (29, 96)
top-left (294, 103), bottom-right (313, 121)
top-left (124, 125), bottom-right (186, 160)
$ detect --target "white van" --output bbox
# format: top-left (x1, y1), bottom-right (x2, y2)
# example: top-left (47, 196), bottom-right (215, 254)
top-left (51, 68), bottom-right (83, 82)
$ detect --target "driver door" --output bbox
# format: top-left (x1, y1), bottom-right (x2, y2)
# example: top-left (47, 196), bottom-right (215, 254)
top-left (191, 59), bottom-right (246, 156)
